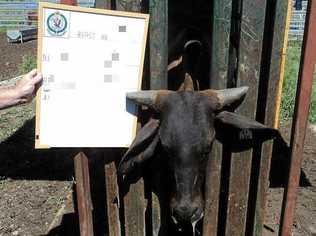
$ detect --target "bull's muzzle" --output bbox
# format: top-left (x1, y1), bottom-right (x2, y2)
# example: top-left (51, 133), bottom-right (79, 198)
top-left (171, 200), bottom-right (204, 224)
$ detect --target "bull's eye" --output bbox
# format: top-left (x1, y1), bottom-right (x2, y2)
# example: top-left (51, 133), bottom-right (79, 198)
top-left (166, 152), bottom-right (172, 159)
top-left (163, 146), bottom-right (174, 158)
top-left (201, 147), bottom-right (211, 156)
top-left (201, 149), bottom-right (211, 159)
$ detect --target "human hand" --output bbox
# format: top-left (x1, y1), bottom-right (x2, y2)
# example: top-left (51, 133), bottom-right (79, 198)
top-left (15, 69), bottom-right (43, 102)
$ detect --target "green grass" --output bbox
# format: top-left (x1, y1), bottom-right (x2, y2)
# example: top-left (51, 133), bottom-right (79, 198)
top-left (0, 27), bottom-right (7, 33)
top-left (281, 42), bottom-right (316, 123)
top-left (18, 55), bottom-right (37, 75)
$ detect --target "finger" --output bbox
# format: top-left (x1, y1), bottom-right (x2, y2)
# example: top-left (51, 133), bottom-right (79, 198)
top-left (21, 93), bottom-right (34, 101)
top-left (19, 97), bottom-right (29, 103)
top-left (32, 73), bottom-right (43, 85)
top-left (33, 82), bottom-right (41, 95)
top-left (32, 90), bottom-right (37, 97)
top-left (27, 68), bottom-right (38, 79)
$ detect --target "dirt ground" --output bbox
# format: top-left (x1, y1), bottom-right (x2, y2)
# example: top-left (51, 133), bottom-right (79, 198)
top-left (0, 33), bottom-right (37, 81)
top-left (0, 32), bottom-right (315, 235)
top-left (264, 121), bottom-right (316, 236)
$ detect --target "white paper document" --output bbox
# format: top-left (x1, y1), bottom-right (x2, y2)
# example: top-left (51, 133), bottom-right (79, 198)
top-left (36, 3), bottom-right (149, 148)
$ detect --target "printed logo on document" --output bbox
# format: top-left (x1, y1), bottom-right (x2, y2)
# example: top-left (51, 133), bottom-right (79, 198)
top-left (46, 11), bottom-right (69, 37)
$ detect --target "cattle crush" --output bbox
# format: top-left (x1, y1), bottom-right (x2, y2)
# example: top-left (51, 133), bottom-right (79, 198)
top-left (61, 0), bottom-right (315, 235)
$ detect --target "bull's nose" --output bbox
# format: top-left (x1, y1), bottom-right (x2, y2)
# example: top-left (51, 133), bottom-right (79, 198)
top-left (173, 205), bottom-right (200, 223)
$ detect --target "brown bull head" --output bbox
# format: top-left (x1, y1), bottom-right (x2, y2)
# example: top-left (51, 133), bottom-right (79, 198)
top-left (118, 74), bottom-right (287, 231)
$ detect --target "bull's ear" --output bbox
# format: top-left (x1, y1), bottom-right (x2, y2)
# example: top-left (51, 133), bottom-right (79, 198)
top-left (214, 111), bottom-right (289, 152)
top-left (118, 119), bottom-right (160, 177)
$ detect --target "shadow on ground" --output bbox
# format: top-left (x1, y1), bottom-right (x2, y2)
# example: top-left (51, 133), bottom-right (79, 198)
top-left (0, 117), bottom-right (125, 235)
top-left (0, 117), bottom-right (312, 235)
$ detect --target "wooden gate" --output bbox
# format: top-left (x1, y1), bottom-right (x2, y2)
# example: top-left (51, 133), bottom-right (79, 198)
top-left (69, 0), bottom-right (296, 235)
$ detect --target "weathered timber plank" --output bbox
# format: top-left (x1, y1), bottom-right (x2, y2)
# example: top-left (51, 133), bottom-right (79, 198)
top-left (226, 0), bottom-right (267, 235)
top-left (150, 175), bottom-right (169, 236)
top-left (149, 0), bottom-right (168, 234)
top-left (98, 3), bottom-right (122, 236)
top-left (226, 150), bottom-right (252, 236)
top-left (280, 0), bottom-right (316, 234)
top-left (251, 0), bottom-right (292, 235)
top-left (123, 178), bottom-right (147, 236)
top-left (203, 140), bottom-right (223, 236)
top-left (95, 3), bottom-right (122, 236)
top-left (203, 0), bottom-right (232, 235)
top-left (95, 0), bottom-right (111, 9)
top-left (151, 191), bottom-right (161, 236)
top-left (114, 2), bottom-right (147, 236)
top-left (123, 128), bottom-right (146, 236)
top-left (63, 3), bottom-right (94, 236)
top-left (209, 0), bottom-right (232, 88)
top-left (115, 0), bottom-right (141, 12)
top-left (74, 152), bottom-right (94, 236)
top-left (105, 162), bottom-right (121, 236)
top-left (274, 0), bottom-right (293, 128)
top-left (149, 0), bottom-right (168, 90)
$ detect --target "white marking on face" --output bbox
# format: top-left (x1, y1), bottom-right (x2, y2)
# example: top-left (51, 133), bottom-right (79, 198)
top-left (191, 212), bottom-right (204, 236)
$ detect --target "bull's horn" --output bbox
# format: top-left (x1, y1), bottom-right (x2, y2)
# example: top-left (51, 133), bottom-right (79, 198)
top-left (178, 73), bottom-right (194, 91)
top-left (184, 73), bottom-right (194, 91)
top-left (184, 40), bottom-right (202, 49)
top-left (126, 90), bottom-right (173, 110)
top-left (200, 86), bottom-right (249, 109)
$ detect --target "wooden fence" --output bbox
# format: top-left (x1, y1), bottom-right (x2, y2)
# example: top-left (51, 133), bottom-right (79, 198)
top-left (197, 0), bottom-right (291, 235)
top-left (62, 0), bottom-right (305, 235)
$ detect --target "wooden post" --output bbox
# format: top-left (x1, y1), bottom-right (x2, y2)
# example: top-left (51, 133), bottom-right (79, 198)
top-left (116, 0), bottom-right (142, 12)
top-left (249, 0), bottom-right (292, 234)
top-left (280, 0), bottom-right (316, 235)
top-left (74, 152), bottom-right (94, 236)
top-left (274, 0), bottom-right (293, 128)
top-left (94, 3), bottom-right (122, 236)
top-left (203, 0), bottom-right (232, 235)
top-left (226, 0), bottom-right (267, 234)
top-left (57, 2), bottom-right (94, 236)
top-left (149, 0), bottom-right (168, 234)
top-left (105, 162), bottom-right (121, 236)
top-left (94, 0), bottom-right (111, 9)
top-left (149, 0), bottom-right (168, 90)
top-left (114, 3), bottom-right (147, 236)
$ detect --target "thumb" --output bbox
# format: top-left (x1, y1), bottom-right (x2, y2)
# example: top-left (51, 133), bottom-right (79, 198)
top-left (27, 68), bottom-right (38, 79)
top-left (32, 72), bottom-right (43, 85)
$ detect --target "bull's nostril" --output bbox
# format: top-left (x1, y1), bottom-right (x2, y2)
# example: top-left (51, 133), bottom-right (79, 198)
top-left (192, 210), bottom-right (204, 224)
top-left (173, 205), bottom-right (201, 223)
top-left (179, 205), bottom-right (187, 213)
top-left (191, 207), bottom-right (201, 221)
